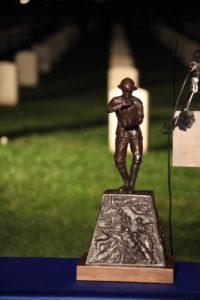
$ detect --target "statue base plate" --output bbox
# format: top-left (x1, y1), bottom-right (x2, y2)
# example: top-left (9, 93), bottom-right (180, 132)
top-left (76, 254), bottom-right (174, 283)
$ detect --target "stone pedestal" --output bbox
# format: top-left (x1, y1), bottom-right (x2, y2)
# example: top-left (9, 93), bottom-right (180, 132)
top-left (86, 191), bottom-right (166, 267)
top-left (77, 191), bottom-right (173, 283)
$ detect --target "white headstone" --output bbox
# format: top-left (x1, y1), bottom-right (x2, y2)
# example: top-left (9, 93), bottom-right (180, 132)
top-left (134, 88), bottom-right (149, 153)
top-left (0, 62), bottom-right (18, 106)
top-left (110, 37), bottom-right (131, 56)
top-left (156, 27), bottom-right (180, 51)
top-left (44, 25), bottom-right (79, 64)
top-left (109, 54), bottom-right (134, 68)
top-left (107, 23), bottom-right (149, 154)
top-left (15, 51), bottom-right (39, 87)
top-left (179, 38), bottom-right (199, 66)
top-left (154, 25), bottom-right (199, 67)
top-left (44, 37), bottom-right (60, 64)
top-left (32, 44), bottom-right (51, 73)
top-left (173, 111), bottom-right (200, 167)
top-left (109, 25), bottom-right (135, 68)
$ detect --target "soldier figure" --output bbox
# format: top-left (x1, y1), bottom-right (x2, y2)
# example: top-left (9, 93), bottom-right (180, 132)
top-left (106, 78), bottom-right (144, 193)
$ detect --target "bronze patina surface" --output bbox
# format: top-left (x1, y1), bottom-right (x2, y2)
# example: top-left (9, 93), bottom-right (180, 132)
top-left (84, 77), bottom-right (166, 269)
top-left (106, 78), bottom-right (144, 194)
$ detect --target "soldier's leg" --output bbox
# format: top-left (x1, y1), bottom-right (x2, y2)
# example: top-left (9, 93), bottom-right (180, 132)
top-left (129, 136), bottom-right (143, 192)
top-left (114, 136), bottom-right (130, 191)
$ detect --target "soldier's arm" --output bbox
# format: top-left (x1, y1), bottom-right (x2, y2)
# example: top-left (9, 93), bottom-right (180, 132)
top-left (106, 97), bottom-right (121, 113)
top-left (106, 97), bottom-right (131, 113)
top-left (135, 98), bottom-right (144, 123)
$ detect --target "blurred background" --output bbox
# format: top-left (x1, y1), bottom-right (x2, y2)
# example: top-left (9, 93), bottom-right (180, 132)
top-left (0, 0), bottom-right (200, 261)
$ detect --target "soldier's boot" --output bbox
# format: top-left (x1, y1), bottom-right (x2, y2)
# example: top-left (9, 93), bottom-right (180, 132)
top-left (117, 167), bottom-right (130, 193)
top-left (128, 163), bottom-right (140, 193)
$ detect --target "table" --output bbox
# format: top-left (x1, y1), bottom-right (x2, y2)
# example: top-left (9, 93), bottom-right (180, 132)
top-left (0, 257), bottom-right (200, 299)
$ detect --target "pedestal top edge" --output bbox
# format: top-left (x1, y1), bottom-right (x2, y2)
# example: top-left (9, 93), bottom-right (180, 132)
top-left (104, 190), bottom-right (154, 196)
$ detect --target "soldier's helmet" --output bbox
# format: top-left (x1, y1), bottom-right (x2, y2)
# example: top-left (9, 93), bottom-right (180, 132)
top-left (118, 77), bottom-right (137, 91)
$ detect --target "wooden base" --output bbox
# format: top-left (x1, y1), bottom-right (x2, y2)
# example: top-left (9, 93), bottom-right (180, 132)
top-left (76, 254), bottom-right (174, 284)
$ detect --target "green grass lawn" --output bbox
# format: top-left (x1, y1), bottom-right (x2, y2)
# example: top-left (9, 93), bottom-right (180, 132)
top-left (0, 26), bottom-right (200, 261)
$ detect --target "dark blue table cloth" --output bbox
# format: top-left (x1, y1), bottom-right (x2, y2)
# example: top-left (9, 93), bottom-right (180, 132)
top-left (0, 257), bottom-right (200, 299)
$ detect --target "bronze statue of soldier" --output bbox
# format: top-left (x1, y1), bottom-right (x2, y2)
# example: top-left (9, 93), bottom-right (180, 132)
top-left (81, 78), bottom-right (167, 274)
top-left (106, 77), bottom-right (144, 194)
top-left (80, 78), bottom-right (168, 275)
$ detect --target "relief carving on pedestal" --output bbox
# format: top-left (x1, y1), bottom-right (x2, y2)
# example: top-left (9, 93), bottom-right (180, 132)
top-left (86, 193), bottom-right (166, 267)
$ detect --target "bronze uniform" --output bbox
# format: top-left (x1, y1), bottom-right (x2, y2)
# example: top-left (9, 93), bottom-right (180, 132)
top-left (107, 95), bottom-right (144, 170)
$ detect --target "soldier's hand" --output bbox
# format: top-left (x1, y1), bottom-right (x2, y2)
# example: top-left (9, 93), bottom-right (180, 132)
top-left (121, 99), bottom-right (132, 107)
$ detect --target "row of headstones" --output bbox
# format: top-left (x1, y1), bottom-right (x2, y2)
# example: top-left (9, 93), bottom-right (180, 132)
top-left (154, 25), bottom-right (200, 167)
top-left (0, 25), bottom-right (79, 106)
top-left (154, 25), bottom-right (199, 66)
top-left (107, 24), bottom-right (149, 153)
top-left (0, 24), bottom-right (32, 53)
